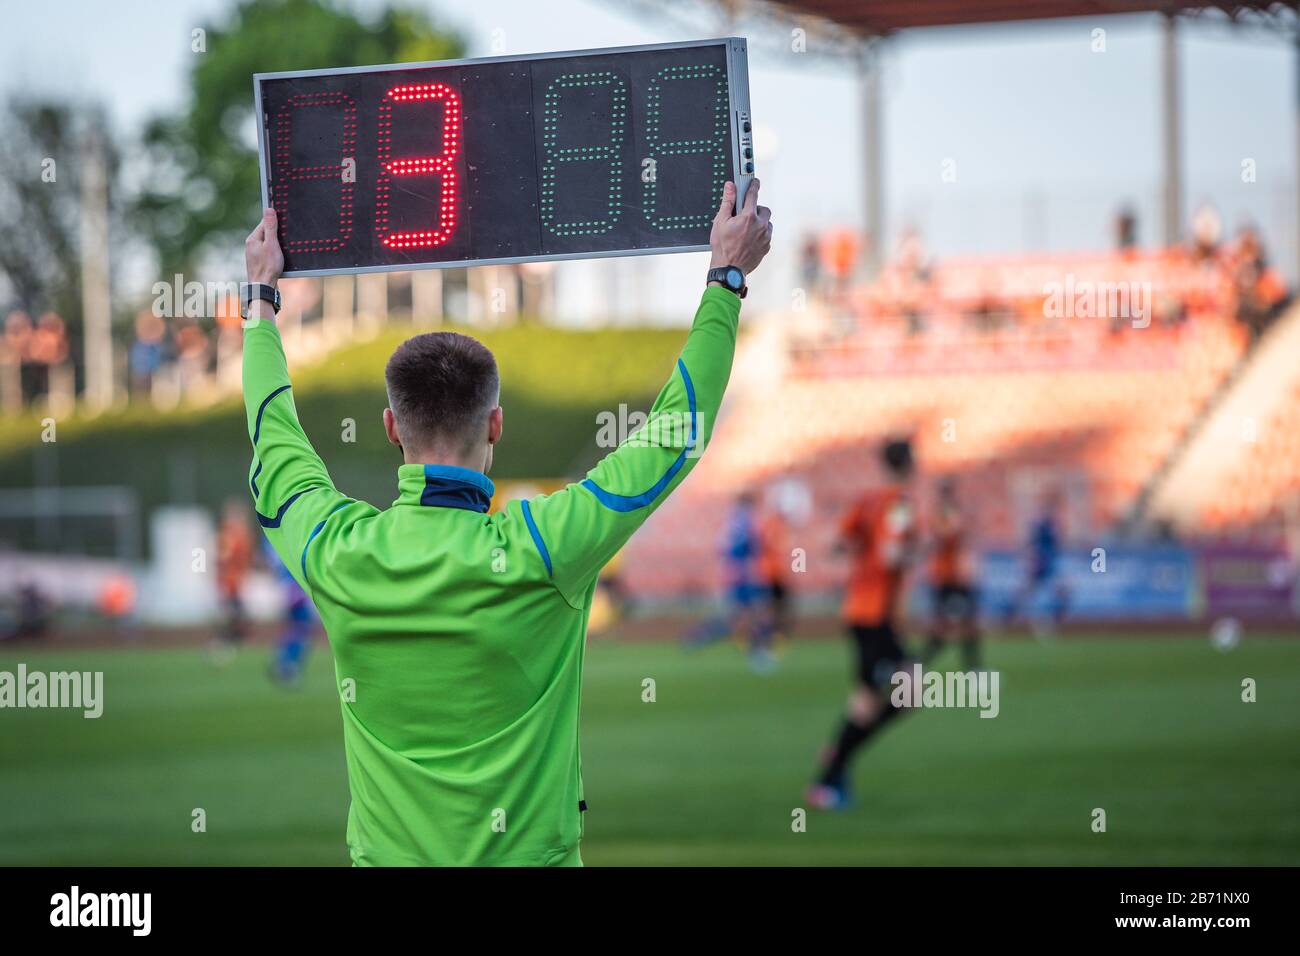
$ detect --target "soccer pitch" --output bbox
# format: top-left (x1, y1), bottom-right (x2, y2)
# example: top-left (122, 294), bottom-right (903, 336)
top-left (1, 633), bottom-right (1297, 866)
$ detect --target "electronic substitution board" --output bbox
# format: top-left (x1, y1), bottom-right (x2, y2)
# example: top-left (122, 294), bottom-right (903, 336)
top-left (254, 38), bottom-right (754, 277)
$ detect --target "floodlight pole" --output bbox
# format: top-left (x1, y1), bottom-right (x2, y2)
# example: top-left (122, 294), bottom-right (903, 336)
top-left (1161, 12), bottom-right (1183, 248)
top-left (80, 122), bottom-right (114, 412)
top-left (859, 37), bottom-right (884, 279)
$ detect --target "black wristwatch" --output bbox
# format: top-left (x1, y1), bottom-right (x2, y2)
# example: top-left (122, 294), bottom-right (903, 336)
top-left (707, 265), bottom-right (747, 299)
top-left (241, 282), bottom-right (281, 318)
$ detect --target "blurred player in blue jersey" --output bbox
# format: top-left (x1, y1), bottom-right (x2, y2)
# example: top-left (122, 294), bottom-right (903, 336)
top-left (723, 491), bottom-right (778, 671)
top-left (263, 539), bottom-right (318, 686)
top-left (684, 490), bottom-right (777, 672)
top-left (1004, 489), bottom-right (1070, 637)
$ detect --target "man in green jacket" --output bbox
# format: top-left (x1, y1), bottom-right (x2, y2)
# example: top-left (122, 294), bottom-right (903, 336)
top-left (241, 180), bottom-right (772, 865)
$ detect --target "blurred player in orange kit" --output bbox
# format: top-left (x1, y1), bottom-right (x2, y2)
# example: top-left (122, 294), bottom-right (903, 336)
top-left (209, 500), bottom-right (254, 667)
top-left (756, 495), bottom-right (792, 644)
top-left (820, 227), bottom-right (860, 302)
top-left (807, 438), bottom-right (919, 810)
top-left (924, 477), bottom-right (981, 671)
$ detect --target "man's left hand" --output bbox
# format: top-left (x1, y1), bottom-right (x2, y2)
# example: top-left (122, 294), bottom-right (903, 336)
top-left (245, 208), bottom-right (284, 286)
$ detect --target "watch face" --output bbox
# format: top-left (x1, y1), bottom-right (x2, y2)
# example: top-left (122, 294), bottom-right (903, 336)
top-left (726, 268), bottom-right (743, 289)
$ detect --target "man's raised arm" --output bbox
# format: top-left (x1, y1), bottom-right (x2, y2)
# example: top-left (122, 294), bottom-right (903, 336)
top-left (241, 209), bottom-right (360, 589)
top-left (513, 180), bottom-right (774, 607)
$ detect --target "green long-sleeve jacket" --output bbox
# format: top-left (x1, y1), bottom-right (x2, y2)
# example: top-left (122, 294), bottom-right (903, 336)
top-left (243, 285), bottom-right (740, 865)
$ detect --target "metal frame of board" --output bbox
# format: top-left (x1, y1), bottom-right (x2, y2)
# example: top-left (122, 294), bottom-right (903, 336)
top-left (253, 37), bottom-right (754, 278)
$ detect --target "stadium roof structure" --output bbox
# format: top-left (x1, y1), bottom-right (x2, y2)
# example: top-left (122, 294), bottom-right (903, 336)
top-left (763, 1), bottom-right (1292, 35)
top-left (727, 0), bottom-right (1298, 274)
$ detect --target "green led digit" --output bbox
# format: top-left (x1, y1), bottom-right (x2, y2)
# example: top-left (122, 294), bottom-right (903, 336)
top-left (540, 71), bottom-right (628, 237)
top-left (643, 63), bottom-right (729, 230)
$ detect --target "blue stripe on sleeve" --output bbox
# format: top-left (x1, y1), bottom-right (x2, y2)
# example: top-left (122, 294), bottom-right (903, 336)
top-left (520, 499), bottom-right (553, 577)
top-left (300, 500), bottom-right (352, 580)
top-left (253, 384), bottom-right (292, 444)
top-left (580, 359), bottom-right (697, 513)
top-left (255, 487), bottom-right (319, 528)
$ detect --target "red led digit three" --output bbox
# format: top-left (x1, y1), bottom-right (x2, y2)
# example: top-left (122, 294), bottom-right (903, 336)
top-left (375, 83), bottom-right (462, 249)
top-left (273, 83), bottom-right (462, 256)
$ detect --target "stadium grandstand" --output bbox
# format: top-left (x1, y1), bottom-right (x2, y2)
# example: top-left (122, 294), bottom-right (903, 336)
top-left (620, 0), bottom-right (1300, 614)
top-left (624, 239), bottom-right (1295, 600)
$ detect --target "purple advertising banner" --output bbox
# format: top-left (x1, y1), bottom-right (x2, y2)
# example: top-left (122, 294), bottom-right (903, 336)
top-left (1199, 544), bottom-right (1296, 619)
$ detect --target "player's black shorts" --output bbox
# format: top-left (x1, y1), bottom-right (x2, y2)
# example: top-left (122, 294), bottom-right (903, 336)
top-left (933, 582), bottom-right (977, 620)
top-left (849, 623), bottom-right (909, 689)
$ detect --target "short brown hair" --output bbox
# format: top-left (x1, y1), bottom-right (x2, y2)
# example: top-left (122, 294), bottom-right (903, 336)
top-left (384, 332), bottom-right (499, 454)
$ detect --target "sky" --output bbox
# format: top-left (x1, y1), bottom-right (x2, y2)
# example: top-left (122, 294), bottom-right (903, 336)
top-left (0, 0), bottom-right (1293, 320)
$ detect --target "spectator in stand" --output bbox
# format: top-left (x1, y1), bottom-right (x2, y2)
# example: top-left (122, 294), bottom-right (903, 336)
top-left (896, 228), bottom-right (928, 282)
top-left (1229, 225), bottom-right (1290, 337)
top-left (1233, 224), bottom-right (1263, 270)
top-left (799, 233), bottom-right (822, 302)
top-left (3, 310), bottom-right (39, 407)
top-left (894, 228), bottom-right (931, 335)
top-left (820, 228), bottom-right (860, 305)
top-left (28, 312), bottom-right (71, 405)
top-left (1189, 202), bottom-right (1222, 264)
top-left (0, 310), bottom-right (33, 412)
top-left (214, 292), bottom-right (245, 382)
top-left (174, 316), bottom-right (212, 395)
top-left (1114, 206), bottom-right (1138, 255)
top-left (1180, 203), bottom-right (1232, 320)
top-left (129, 310), bottom-right (169, 398)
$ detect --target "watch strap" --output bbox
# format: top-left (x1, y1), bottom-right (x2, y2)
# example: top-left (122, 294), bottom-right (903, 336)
top-left (241, 282), bottom-right (280, 316)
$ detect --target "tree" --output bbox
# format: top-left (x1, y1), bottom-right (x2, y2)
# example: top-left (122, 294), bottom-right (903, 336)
top-left (132, 0), bottom-right (464, 278)
top-left (0, 99), bottom-right (122, 335)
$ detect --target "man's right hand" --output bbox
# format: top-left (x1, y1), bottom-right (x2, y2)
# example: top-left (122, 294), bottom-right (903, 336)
top-left (709, 179), bottom-right (773, 276)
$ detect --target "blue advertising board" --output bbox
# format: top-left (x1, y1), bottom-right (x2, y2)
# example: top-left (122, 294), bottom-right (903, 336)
top-left (976, 544), bottom-right (1196, 621)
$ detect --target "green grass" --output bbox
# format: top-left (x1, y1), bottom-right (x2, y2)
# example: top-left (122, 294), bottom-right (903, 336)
top-left (1, 633), bottom-right (1297, 865)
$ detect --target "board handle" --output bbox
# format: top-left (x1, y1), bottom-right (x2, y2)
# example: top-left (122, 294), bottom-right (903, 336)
top-left (734, 107), bottom-right (755, 210)
top-left (726, 37), bottom-right (754, 212)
